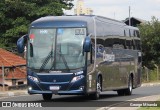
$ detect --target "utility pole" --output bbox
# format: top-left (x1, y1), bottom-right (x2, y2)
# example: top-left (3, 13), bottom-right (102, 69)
top-left (2, 63), bottom-right (5, 91)
top-left (144, 66), bottom-right (149, 82)
top-left (154, 64), bottom-right (159, 81)
top-left (114, 12), bottom-right (116, 19)
top-left (129, 6), bottom-right (131, 26)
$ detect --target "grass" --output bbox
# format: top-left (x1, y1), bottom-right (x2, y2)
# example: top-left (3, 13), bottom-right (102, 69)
top-left (142, 68), bottom-right (160, 83)
top-left (138, 107), bottom-right (160, 110)
top-left (142, 80), bottom-right (160, 83)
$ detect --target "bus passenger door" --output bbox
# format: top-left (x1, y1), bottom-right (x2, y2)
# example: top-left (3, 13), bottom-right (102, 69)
top-left (86, 40), bottom-right (97, 93)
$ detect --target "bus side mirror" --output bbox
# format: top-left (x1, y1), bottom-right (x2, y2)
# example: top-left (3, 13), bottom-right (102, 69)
top-left (17, 34), bottom-right (28, 53)
top-left (83, 36), bottom-right (91, 52)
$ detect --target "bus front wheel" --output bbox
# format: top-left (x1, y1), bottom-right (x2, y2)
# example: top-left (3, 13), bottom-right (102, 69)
top-left (42, 93), bottom-right (52, 100)
top-left (90, 77), bottom-right (101, 100)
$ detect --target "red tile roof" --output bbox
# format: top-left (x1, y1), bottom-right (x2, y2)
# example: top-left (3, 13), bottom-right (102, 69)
top-left (0, 48), bottom-right (26, 67)
top-left (6, 67), bottom-right (26, 79)
top-left (0, 48), bottom-right (26, 80)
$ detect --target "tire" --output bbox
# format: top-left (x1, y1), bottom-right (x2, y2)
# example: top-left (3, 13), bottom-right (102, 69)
top-left (117, 76), bottom-right (133, 96)
top-left (124, 76), bottom-right (133, 95)
top-left (90, 77), bottom-right (101, 100)
top-left (42, 93), bottom-right (52, 101)
top-left (117, 90), bottom-right (125, 96)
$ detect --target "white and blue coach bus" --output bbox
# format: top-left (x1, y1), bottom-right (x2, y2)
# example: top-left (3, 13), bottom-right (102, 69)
top-left (17, 15), bottom-right (141, 100)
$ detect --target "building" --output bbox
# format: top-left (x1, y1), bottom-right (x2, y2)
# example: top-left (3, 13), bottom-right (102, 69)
top-left (123, 17), bottom-right (146, 27)
top-left (74, 0), bottom-right (93, 15)
top-left (0, 48), bottom-right (26, 90)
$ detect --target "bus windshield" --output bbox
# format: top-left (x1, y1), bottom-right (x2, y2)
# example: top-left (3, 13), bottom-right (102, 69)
top-left (27, 28), bottom-right (86, 71)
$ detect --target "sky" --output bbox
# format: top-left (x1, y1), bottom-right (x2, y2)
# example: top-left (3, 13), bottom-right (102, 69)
top-left (64, 0), bottom-right (160, 21)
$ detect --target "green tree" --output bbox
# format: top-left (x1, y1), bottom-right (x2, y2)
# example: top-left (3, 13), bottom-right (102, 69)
top-left (138, 17), bottom-right (160, 68)
top-left (0, 0), bottom-right (74, 48)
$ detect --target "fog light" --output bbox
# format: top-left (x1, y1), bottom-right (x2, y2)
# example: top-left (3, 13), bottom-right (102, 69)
top-left (79, 86), bottom-right (84, 90)
top-left (28, 86), bottom-right (32, 91)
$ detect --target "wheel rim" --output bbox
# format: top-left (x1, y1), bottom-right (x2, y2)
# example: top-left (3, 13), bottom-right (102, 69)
top-left (97, 80), bottom-right (101, 93)
top-left (129, 79), bottom-right (132, 92)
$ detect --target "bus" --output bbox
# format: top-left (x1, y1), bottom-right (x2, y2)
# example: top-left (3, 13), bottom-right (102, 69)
top-left (17, 15), bottom-right (142, 100)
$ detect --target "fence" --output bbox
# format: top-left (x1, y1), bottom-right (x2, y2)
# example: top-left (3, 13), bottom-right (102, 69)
top-left (8, 84), bottom-right (27, 90)
top-left (142, 66), bottom-right (159, 82)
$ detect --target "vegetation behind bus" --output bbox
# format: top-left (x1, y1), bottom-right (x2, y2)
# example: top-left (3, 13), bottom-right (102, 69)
top-left (0, 0), bottom-right (73, 48)
top-left (138, 17), bottom-right (160, 69)
top-left (138, 17), bottom-right (160, 82)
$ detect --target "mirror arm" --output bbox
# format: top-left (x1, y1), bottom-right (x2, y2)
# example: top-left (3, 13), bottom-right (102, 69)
top-left (90, 43), bottom-right (93, 64)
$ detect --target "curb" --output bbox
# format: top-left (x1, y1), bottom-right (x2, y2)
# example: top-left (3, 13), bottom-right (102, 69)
top-left (141, 82), bottom-right (160, 87)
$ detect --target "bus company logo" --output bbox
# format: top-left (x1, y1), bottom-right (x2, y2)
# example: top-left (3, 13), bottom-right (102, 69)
top-left (103, 51), bottom-right (115, 62)
top-left (2, 102), bottom-right (12, 107)
top-left (53, 80), bottom-right (56, 83)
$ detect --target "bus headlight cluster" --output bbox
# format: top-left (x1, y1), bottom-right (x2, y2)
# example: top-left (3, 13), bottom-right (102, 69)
top-left (71, 75), bottom-right (84, 83)
top-left (28, 75), bottom-right (39, 83)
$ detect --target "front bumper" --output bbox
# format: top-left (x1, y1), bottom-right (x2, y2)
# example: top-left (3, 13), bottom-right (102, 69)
top-left (27, 75), bottom-right (85, 95)
top-left (28, 89), bottom-right (84, 95)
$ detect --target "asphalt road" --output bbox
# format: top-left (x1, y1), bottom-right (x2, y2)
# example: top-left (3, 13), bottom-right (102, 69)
top-left (0, 85), bottom-right (160, 110)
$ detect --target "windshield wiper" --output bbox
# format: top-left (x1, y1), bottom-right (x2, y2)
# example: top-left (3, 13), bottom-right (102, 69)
top-left (59, 50), bottom-right (70, 71)
top-left (39, 50), bottom-right (53, 72)
top-left (49, 47), bottom-right (70, 72)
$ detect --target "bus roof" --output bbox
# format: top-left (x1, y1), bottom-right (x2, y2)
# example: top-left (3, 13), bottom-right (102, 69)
top-left (30, 15), bottom-right (127, 28)
top-left (30, 15), bottom-right (139, 37)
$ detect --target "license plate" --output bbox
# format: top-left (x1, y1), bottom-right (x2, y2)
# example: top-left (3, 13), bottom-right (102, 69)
top-left (49, 86), bottom-right (60, 91)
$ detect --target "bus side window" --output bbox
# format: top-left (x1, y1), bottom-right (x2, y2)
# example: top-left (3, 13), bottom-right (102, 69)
top-left (128, 40), bottom-right (133, 49)
top-left (89, 38), bottom-right (95, 64)
top-left (134, 30), bottom-right (136, 37)
top-left (124, 30), bottom-right (126, 36)
top-left (113, 43), bottom-right (124, 49)
top-left (137, 40), bottom-right (141, 50)
top-left (130, 30), bottom-right (134, 37)
top-left (89, 43), bottom-right (94, 64)
top-left (136, 31), bottom-right (140, 38)
top-left (129, 30), bottom-right (131, 37)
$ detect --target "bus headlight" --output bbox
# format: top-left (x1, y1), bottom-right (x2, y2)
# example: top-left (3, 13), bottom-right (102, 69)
top-left (71, 75), bottom-right (84, 83)
top-left (28, 75), bottom-right (39, 83)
